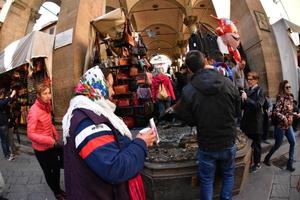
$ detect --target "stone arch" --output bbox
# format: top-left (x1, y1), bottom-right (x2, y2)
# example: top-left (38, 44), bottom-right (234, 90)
top-left (0, 0), bottom-right (61, 49)
top-left (128, 0), bottom-right (187, 17)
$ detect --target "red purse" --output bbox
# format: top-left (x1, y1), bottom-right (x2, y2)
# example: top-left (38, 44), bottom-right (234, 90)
top-left (116, 73), bottom-right (129, 80)
top-left (117, 99), bottom-right (130, 107)
top-left (123, 116), bottom-right (135, 129)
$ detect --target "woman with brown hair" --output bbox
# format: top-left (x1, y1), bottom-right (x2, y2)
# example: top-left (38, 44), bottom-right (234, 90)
top-left (27, 82), bottom-right (66, 200)
top-left (240, 72), bottom-right (265, 173)
top-left (263, 80), bottom-right (297, 172)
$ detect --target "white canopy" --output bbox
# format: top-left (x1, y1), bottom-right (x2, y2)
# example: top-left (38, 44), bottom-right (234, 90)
top-left (91, 8), bottom-right (125, 37)
top-left (0, 31), bottom-right (54, 79)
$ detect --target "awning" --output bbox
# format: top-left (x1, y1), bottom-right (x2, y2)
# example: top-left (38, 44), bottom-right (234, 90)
top-left (0, 31), bottom-right (54, 78)
top-left (91, 8), bottom-right (125, 37)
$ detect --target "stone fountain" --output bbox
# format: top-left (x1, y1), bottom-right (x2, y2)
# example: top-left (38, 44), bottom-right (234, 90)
top-left (141, 126), bottom-right (252, 200)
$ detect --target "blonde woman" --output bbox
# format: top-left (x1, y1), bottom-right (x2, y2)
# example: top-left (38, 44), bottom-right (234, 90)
top-left (27, 83), bottom-right (65, 200)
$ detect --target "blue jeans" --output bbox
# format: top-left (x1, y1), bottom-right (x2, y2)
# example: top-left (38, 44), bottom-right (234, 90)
top-left (198, 145), bottom-right (236, 200)
top-left (0, 125), bottom-right (10, 157)
top-left (157, 97), bottom-right (171, 118)
top-left (265, 126), bottom-right (295, 167)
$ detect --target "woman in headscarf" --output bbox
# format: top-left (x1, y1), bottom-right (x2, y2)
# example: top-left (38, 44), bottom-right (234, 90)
top-left (63, 66), bottom-right (157, 200)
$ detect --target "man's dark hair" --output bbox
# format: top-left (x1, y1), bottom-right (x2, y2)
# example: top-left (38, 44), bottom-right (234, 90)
top-left (185, 50), bottom-right (205, 73)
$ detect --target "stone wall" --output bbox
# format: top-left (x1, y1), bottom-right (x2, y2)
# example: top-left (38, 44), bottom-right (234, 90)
top-left (231, 0), bottom-right (282, 98)
top-left (52, 0), bottom-right (105, 121)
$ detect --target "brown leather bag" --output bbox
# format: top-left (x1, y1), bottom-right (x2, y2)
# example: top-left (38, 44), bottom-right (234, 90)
top-left (114, 85), bottom-right (129, 94)
top-left (123, 116), bottom-right (135, 129)
top-left (129, 67), bottom-right (138, 77)
top-left (117, 99), bottom-right (130, 107)
top-left (116, 73), bottom-right (129, 80)
top-left (122, 19), bottom-right (135, 47)
top-left (119, 58), bottom-right (129, 66)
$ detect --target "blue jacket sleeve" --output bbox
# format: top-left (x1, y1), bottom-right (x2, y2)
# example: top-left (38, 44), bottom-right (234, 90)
top-left (0, 98), bottom-right (11, 106)
top-left (75, 118), bottom-right (147, 184)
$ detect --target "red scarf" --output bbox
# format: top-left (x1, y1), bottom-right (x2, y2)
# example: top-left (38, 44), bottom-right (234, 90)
top-left (128, 174), bottom-right (145, 200)
top-left (36, 97), bottom-right (52, 113)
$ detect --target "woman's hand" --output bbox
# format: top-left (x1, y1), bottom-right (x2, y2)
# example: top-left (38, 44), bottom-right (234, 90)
top-left (293, 112), bottom-right (300, 118)
top-left (10, 90), bottom-right (16, 98)
top-left (241, 91), bottom-right (247, 101)
top-left (136, 128), bottom-right (157, 147)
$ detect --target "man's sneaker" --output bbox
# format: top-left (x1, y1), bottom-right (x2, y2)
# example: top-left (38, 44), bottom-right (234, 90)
top-left (7, 154), bottom-right (15, 161)
top-left (250, 164), bottom-right (261, 173)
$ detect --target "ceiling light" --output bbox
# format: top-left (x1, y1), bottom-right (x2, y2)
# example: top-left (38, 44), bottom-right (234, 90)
top-left (152, 4), bottom-right (159, 11)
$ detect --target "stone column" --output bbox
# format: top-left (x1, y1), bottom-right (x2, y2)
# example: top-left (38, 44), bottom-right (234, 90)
top-left (0, 0), bottom-right (31, 49)
top-left (52, 0), bottom-right (104, 122)
top-left (177, 40), bottom-right (188, 57)
top-left (231, 0), bottom-right (282, 98)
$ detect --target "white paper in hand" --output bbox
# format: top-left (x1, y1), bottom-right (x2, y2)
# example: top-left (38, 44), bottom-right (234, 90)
top-left (149, 118), bottom-right (160, 143)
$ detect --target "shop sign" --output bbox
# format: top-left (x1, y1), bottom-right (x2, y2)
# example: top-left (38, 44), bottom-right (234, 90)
top-left (54, 28), bottom-right (73, 49)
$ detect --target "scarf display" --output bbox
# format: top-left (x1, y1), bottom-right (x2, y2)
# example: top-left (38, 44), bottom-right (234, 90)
top-left (62, 65), bottom-right (132, 144)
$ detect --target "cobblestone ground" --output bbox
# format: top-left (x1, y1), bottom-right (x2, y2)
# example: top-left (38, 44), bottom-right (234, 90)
top-left (0, 137), bottom-right (299, 200)
top-left (0, 145), bottom-right (64, 200)
top-left (269, 146), bottom-right (300, 200)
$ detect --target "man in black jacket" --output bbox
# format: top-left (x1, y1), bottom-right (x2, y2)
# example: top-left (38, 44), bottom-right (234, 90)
top-left (174, 50), bottom-right (241, 200)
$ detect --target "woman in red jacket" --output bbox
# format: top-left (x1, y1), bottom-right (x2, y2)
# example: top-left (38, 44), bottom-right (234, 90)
top-left (151, 67), bottom-right (176, 123)
top-left (27, 82), bottom-right (66, 200)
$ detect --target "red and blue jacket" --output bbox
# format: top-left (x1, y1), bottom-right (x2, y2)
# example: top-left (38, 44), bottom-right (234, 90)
top-left (64, 108), bottom-right (147, 200)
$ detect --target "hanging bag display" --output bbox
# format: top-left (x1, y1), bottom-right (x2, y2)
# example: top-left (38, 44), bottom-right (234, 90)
top-left (137, 34), bottom-right (147, 56)
top-left (122, 19), bottom-right (135, 47)
top-left (157, 82), bottom-right (169, 100)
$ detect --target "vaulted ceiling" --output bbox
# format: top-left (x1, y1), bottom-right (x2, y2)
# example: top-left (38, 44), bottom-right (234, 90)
top-left (107, 0), bottom-right (218, 59)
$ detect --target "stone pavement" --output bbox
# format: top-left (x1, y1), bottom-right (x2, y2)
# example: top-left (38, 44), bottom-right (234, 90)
top-left (0, 135), bottom-right (64, 200)
top-left (0, 133), bottom-right (300, 200)
top-left (234, 138), bottom-right (300, 200)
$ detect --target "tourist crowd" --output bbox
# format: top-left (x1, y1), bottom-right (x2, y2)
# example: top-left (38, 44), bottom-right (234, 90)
top-left (1, 50), bottom-right (300, 200)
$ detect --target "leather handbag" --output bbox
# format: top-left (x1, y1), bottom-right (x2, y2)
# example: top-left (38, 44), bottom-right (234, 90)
top-left (119, 58), bottom-right (129, 66)
top-left (122, 47), bottom-right (130, 57)
top-left (114, 85), bottom-right (129, 94)
top-left (123, 116), bottom-right (135, 129)
top-left (131, 56), bottom-right (139, 65)
top-left (129, 66), bottom-right (139, 77)
top-left (116, 73), bottom-right (129, 80)
top-left (122, 19), bottom-right (135, 47)
top-left (132, 92), bottom-right (139, 106)
top-left (136, 73), bottom-right (146, 84)
top-left (137, 87), bottom-right (151, 100)
top-left (129, 79), bottom-right (138, 91)
top-left (157, 83), bottom-right (169, 100)
top-left (117, 99), bottom-right (130, 107)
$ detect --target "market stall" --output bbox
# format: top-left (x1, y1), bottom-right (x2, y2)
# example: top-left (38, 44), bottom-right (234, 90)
top-left (0, 31), bottom-right (54, 125)
top-left (86, 9), bottom-right (153, 128)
